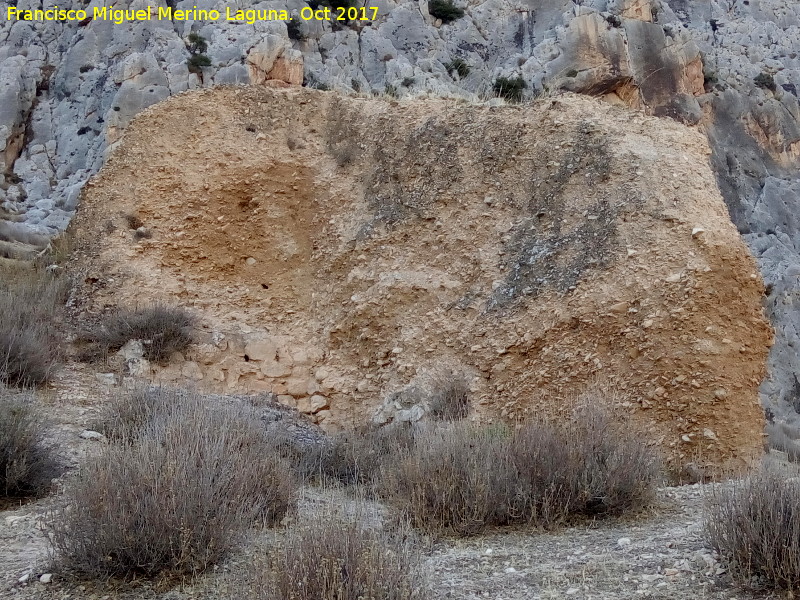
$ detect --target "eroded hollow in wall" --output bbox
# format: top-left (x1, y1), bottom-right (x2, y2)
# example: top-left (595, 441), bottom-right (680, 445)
top-left (140, 162), bottom-right (318, 317)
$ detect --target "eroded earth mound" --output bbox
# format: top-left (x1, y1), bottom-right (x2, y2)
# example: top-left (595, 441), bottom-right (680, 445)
top-left (69, 86), bottom-right (772, 472)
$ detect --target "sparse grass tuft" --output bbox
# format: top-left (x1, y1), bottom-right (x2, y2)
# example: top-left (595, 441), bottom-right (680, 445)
top-left (0, 393), bottom-right (62, 499)
top-left (445, 58), bottom-right (470, 79)
top-left (706, 468), bottom-right (800, 590)
top-left (239, 506), bottom-right (428, 600)
top-left (49, 396), bottom-right (296, 578)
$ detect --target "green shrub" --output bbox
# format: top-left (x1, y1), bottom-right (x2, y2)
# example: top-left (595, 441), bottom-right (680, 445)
top-left (82, 304), bottom-right (193, 364)
top-left (49, 397), bottom-right (296, 578)
top-left (186, 32), bottom-right (208, 55)
top-left (187, 53), bottom-right (212, 74)
top-left (445, 58), bottom-right (470, 79)
top-left (0, 394), bottom-right (61, 498)
top-left (286, 18), bottom-right (305, 41)
top-left (493, 76), bottom-right (527, 103)
top-left (428, 0), bottom-right (464, 23)
top-left (706, 468), bottom-right (800, 590)
top-left (240, 507), bottom-right (428, 600)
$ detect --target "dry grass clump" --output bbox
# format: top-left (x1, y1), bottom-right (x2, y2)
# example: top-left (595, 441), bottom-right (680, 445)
top-left (293, 423), bottom-right (416, 486)
top-left (239, 507), bottom-right (428, 600)
top-left (0, 269), bottom-right (67, 386)
top-left (49, 396), bottom-right (295, 578)
top-left (0, 393), bottom-right (62, 498)
top-left (706, 468), bottom-right (800, 590)
top-left (123, 213), bottom-right (143, 230)
top-left (93, 386), bottom-right (185, 439)
top-left (766, 421), bottom-right (800, 462)
top-left (426, 369), bottom-right (470, 421)
top-left (82, 304), bottom-right (193, 364)
top-left (564, 404), bottom-right (661, 517)
top-left (380, 406), bottom-right (660, 536)
top-left (380, 423), bottom-right (511, 536)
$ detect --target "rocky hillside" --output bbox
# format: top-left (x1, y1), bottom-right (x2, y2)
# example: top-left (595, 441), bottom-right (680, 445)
top-left (1, 0), bottom-right (798, 422)
top-left (67, 86), bottom-right (771, 472)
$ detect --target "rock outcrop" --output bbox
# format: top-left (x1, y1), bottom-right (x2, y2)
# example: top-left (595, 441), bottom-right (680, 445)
top-left (2, 0), bottom-right (799, 422)
top-left (68, 86), bottom-right (772, 472)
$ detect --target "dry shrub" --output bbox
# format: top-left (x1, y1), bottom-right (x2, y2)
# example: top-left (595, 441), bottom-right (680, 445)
top-left (241, 507), bottom-right (428, 600)
top-left (426, 369), bottom-right (470, 421)
top-left (123, 213), bottom-right (143, 230)
top-left (49, 397), bottom-right (296, 578)
top-left (93, 386), bottom-right (185, 439)
top-left (83, 304), bottom-right (193, 364)
top-left (564, 404), bottom-right (661, 516)
top-left (293, 423), bottom-right (416, 486)
top-left (0, 393), bottom-right (62, 498)
top-left (0, 269), bottom-right (67, 386)
top-left (380, 405), bottom-right (660, 536)
top-left (380, 423), bottom-right (512, 536)
top-left (766, 421), bottom-right (800, 462)
top-left (706, 468), bottom-right (800, 590)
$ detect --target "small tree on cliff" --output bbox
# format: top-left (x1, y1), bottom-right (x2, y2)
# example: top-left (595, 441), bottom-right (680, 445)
top-left (186, 33), bottom-right (211, 76)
